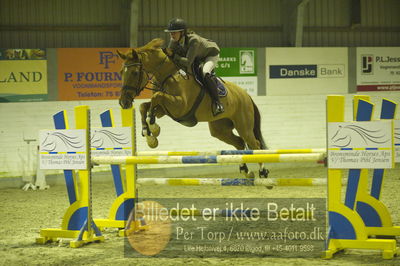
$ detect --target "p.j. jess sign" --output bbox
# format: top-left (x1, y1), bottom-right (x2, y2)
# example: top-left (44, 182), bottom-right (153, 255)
top-left (327, 120), bottom-right (394, 169)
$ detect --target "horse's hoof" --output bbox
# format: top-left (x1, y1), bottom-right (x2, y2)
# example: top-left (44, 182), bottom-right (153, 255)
top-left (149, 123), bottom-right (160, 137)
top-left (246, 171), bottom-right (255, 178)
top-left (259, 168), bottom-right (269, 178)
top-left (240, 164), bottom-right (248, 174)
top-left (239, 164), bottom-right (254, 178)
top-left (146, 136), bottom-right (158, 148)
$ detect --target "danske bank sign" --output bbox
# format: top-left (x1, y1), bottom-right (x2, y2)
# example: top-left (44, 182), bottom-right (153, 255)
top-left (270, 64), bottom-right (344, 78)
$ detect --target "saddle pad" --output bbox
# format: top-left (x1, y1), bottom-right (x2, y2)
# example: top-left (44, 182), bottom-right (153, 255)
top-left (216, 78), bottom-right (227, 97)
top-left (191, 58), bottom-right (227, 97)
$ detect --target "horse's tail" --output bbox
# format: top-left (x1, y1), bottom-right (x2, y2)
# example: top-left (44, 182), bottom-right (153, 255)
top-left (251, 99), bottom-right (267, 150)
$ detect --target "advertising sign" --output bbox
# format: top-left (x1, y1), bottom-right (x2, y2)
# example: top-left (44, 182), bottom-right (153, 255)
top-left (327, 120), bottom-right (394, 169)
top-left (215, 48), bottom-right (257, 96)
top-left (57, 48), bottom-right (152, 101)
top-left (357, 47), bottom-right (400, 91)
top-left (0, 49), bottom-right (47, 102)
top-left (266, 48), bottom-right (348, 95)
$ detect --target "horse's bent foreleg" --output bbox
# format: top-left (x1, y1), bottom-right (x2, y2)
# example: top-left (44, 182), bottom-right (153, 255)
top-left (139, 102), bottom-right (158, 148)
top-left (139, 102), bottom-right (151, 136)
top-left (146, 93), bottom-right (168, 138)
top-left (208, 119), bottom-right (254, 178)
top-left (146, 116), bottom-right (160, 137)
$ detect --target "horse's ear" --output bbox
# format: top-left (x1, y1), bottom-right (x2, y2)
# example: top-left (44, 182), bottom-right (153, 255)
top-left (116, 50), bottom-right (126, 60)
top-left (130, 49), bottom-right (139, 60)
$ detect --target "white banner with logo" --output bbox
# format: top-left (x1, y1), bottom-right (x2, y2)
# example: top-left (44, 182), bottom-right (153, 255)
top-left (357, 47), bottom-right (400, 91)
top-left (39, 129), bottom-right (87, 170)
top-left (327, 120), bottom-right (394, 169)
top-left (91, 127), bottom-right (132, 156)
top-left (266, 48), bottom-right (348, 95)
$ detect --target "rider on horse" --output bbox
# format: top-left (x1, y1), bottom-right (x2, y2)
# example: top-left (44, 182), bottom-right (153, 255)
top-left (164, 18), bottom-right (224, 116)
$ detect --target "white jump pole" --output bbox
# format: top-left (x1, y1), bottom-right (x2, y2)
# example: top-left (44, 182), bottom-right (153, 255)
top-left (92, 153), bottom-right (325, 165)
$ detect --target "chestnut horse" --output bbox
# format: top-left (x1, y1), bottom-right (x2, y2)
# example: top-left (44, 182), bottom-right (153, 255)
top-left (117, 38), bottom-right (268, 178)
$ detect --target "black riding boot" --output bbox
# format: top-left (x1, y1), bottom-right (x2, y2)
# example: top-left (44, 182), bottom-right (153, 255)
top-left (204, 73), bottom-right (224, 116)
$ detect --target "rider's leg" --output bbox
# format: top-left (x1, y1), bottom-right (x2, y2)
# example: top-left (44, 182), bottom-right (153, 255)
top-left (202, 56), bottom-right (224, 116)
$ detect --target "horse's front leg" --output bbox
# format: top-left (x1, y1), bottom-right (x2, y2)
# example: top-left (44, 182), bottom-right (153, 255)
top-left (146, 111), bottom-right (160, 138)
top-left (139, 102), bottom-right (158, 148)
top-left (147, 92), bottom-right (169, 137)
top-left (139, 102), bottom-right (151, 136)
top-left (146, 92), bottom-right (183, 148)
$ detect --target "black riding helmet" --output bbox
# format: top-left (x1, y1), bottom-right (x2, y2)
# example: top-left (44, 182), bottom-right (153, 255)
top-left (164, 18), bottom-right (187, 33)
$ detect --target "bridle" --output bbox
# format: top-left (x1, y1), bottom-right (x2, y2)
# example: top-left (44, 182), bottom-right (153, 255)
top-left (121, 61), bottom-right (147, 96)
top-left (121, 51), bottom-right (170, 96)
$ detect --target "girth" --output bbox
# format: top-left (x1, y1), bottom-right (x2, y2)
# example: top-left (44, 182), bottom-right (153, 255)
top-left (172, 85), bottom-right (205, 127)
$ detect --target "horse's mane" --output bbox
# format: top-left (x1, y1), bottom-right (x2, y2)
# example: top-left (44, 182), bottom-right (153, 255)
top-left (118, 38), bottom-right (165, 60)
top-left (137, 38), bottom-right (165, 53)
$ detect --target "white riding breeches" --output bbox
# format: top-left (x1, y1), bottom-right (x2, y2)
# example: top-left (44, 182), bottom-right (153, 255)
top-left (202, 55), bottom-right (219, 76)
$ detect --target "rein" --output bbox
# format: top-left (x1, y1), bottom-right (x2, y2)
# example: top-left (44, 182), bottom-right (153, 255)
top-left (143, 52), bottom-right (171, 93)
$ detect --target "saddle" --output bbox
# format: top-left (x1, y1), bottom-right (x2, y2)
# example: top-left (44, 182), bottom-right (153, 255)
top-left (172, 59), bottom-right (227, 127)
top-left (192, 59), bottom-right (227, 97)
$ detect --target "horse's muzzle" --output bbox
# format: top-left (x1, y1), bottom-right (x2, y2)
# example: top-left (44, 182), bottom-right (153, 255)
top-left (122, 85), bottom-right (137, 94)
top-left (119, 85), bottom-right (136, 109)
top-left (119, 97), bottom-right (133, 109)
